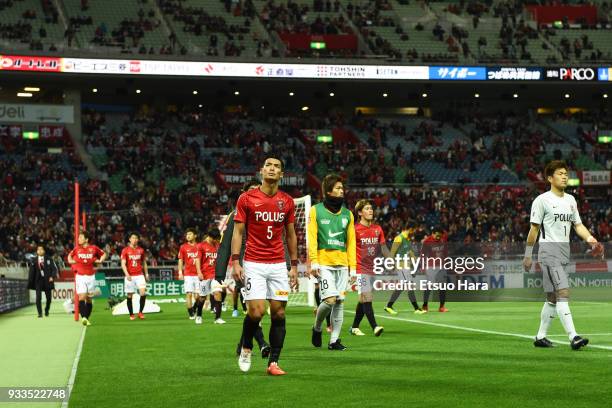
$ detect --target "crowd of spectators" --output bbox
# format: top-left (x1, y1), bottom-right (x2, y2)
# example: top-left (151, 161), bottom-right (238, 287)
top-left (261, 0), bottom-right (353, 35)
top-left (0, 107), bottom-right (609, 266)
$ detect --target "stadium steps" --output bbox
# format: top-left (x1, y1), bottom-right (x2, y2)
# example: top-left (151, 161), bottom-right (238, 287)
top-left (574, 154), bottom-right (605, 171)
top-left (62, 0), bottom-right (169, 53)
top-left (160, 0), bottom-right (263, 57)
top-left (0, 0), bottom-right (65, 52)
top-left (549, 29), bottom-right (612, 63)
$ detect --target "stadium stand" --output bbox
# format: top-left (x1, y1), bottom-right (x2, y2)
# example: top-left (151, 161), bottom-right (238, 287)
top-left (1, 0), bottom-right (611, 61)
top-left (1, 106), bottom-right (609, 265)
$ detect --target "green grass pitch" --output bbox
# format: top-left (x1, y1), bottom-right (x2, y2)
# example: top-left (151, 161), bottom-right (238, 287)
top-left (66, 294), bottom-right (612, 408)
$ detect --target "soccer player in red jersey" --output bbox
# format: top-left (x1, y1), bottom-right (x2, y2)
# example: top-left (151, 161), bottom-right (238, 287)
top-left (178, 228), bottom-right (203, 320)
top-left (422, 226), bottom-right (449, 312)
top-left (232, 156), bottom-right (298, 376)
top-left (350, 200), bottom-right (388, 336)
top-left (196, 229), bottom-right (224, 325)
top-left (121, 232), bottom-right (149, 320)
top-left (67, 231), bottom-right (107, 326)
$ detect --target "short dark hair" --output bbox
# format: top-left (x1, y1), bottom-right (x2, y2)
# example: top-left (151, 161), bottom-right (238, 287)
top-left (36, 243), bottom-right (45, 250)
top-left (241, 179), bottom-right (260, 192)
top-left (544, 160), bottom-right (569, 179)
top-left (354, 199), bottom-right (372, 217)
top-left (79, 230), bottom-right (89, 240)
top-left (322, 173), bottom-right (343, 196)
top-left (207, 229), bottom-right (221, 240)
top-left (128, 232), bottom-right (140, 239)
top-left (185, 228), bottom-right (197, 236)
top-left (431, 225), bottom-right (442, 234)
top-left (262, 156), bottom-right (284, 171)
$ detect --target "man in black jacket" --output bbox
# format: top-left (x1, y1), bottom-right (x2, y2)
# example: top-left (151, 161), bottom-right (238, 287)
top-left (28, 245), bottom-right (59, 317)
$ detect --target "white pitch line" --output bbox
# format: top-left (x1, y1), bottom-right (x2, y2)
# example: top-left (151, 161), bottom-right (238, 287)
top-left (61, 326), bottom-right (87, 408)
top-left (347, 312), bottom-right (612, 351)
top-left (547, 333), bottom-right (612, 337)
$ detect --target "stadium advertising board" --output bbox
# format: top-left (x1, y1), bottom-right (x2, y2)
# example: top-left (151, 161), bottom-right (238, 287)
top-left (0, 54), bottom-right (62, 72)
top-left (62, 56), bottom-right (430, 80)
top-left (0, 103), bottom-right (74, 124)
top-left (581, 170), bottom-right (611, 185)
top-left (544, 67), bottom-right (598, 81)
top-left (598, 67), bottom-right (611, 81)
top-left (429, 66), bottom-right (487, 80)
top-left (220, 171), bottom-right (305, 186)
top-left (487, 66), bottom-right (542, 80)
top-left (1, 53), bottom-right (609, 82)
top-left (525, 273), bottom-right (612, 288)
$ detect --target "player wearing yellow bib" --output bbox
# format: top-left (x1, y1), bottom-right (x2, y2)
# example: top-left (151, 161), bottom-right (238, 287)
top-left (384, 224), bottom-right (426, 315)
top-left (309, 174), bottom-right (356, 351)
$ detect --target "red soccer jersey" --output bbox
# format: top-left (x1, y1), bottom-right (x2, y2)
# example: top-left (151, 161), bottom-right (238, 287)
top-left (121, 246), bottom-right (145, 276)
top-left (178, 242), bottom-right (200, 276)
top-left (355, 223), bottom-right (385, 275)
top-left (423, 235), bottom-right (448, 269)
top-left (234, 187), bottom-right (295, 264)
top-left (69, 245), bottom-right (104, 276)
top-left (198, 241), bottom-right (219, 280)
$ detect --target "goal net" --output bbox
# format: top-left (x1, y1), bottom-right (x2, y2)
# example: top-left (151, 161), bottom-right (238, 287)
top-left (288, 194), bottom-right (315, 307)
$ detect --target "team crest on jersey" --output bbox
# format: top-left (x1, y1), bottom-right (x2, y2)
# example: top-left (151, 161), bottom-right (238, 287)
top-left (277, 200), bottom-right (284, 210)
top-left (342, 217), bottom-right (348, 228)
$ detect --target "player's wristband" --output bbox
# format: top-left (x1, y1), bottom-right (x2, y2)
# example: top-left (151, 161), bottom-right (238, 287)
top-left (524, 246), bottom-right (534, 258)
top-left (291, 259), bottom-right (298, 267)
top-left (231, 254), bottom-right (240, 262)
top-left (586, 236), bottom-right (597, 244)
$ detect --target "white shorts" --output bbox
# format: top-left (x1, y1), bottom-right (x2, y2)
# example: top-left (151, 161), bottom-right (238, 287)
top-left (319, 266), bottom-right (348, 300)
top-left (75, 274), bottom-right (96, 295)
top-left (224, 277), bottom-right (236, 292)
top-left (199, 279), bottom-right (223, 296)
top-left (357, 274), bottom-right (375, 295)
top-left (243, 261), bottom-right (289, 302)
top-left (184, 276), bottom-right (200, 293)
top-left (125, 275), bottom-right (147, 294)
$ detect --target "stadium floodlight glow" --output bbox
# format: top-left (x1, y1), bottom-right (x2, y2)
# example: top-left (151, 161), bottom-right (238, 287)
top-left (92, 88), bottom-right (98, 93)
top-left (513, 93), bottom-right (518, 98)
top-left (301, 106), bottom-right (309, 111)
top-left (24, 87), bottom-right (40, 92)
top-left (474, 93), bottom-right (480, 98)
top-left (198, 104), bottom-right (203, 108)
top-left (329, 92), bottom-right (335, 96)
top-left (422, 93), bottom-right (428, 98)
top-left (192, 90), bottom-right (198, 95)
top-left (136, 89), bottom-right (141, 94)
top-left (17, 92), bottom-right (33, 97)
top-left (604, 94), bottom-right (609, 99)
top-left (383, 93), bottom-right (388, 97)
top-left (234, 91), bottom-right (240, 95)
top-left (564, 93), bottom-right (570, 99)
top-left (289, 92), bottom-right (294, 96)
